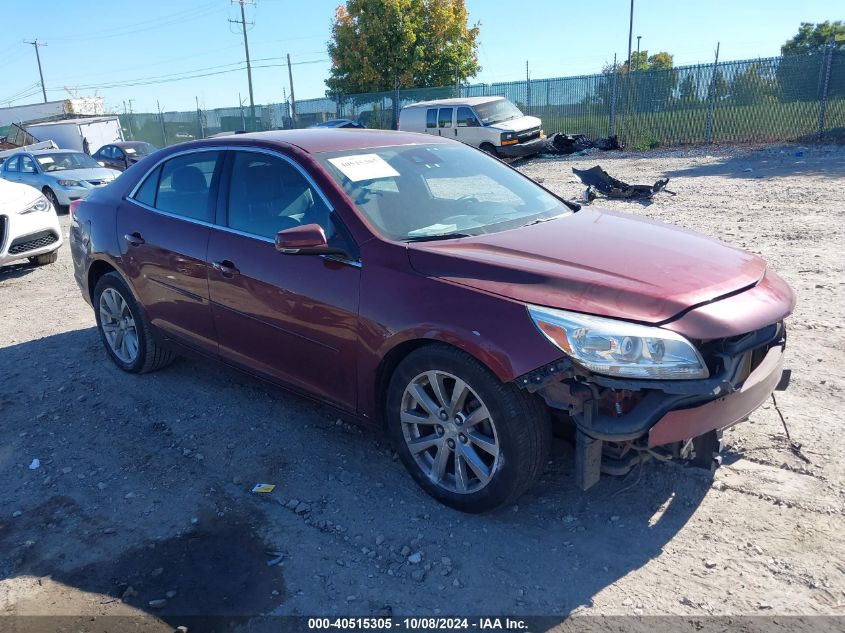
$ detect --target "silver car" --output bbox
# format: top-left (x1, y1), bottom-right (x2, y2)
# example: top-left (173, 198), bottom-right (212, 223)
top-left (0, 149), bottom-right (121, 208)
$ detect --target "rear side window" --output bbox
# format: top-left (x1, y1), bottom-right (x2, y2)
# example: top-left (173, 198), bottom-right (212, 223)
top-left (438, 108), bottom-right (453, 128)
top-left (134, 165), bottom-right (161, 207)
top-left (152, 152), bottom-right (220, 222)
top-left (426, 109), bottom-right (437, 129)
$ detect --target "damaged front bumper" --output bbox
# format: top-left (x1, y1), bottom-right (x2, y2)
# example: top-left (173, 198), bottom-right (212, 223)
top-left (497, 137), bottom-right (548, 158)
top-left (518, 321), bottom-right (789, 488)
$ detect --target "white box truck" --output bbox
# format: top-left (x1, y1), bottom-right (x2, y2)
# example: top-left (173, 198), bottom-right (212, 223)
top-left (23, 116), bottom-right (123, 155)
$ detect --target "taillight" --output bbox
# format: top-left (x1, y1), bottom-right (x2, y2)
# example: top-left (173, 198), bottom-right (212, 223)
top-left (69, 200), bottom-right (83, 219)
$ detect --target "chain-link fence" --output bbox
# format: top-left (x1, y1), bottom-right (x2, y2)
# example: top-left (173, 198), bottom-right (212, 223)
top-left (121, 50), bottom-right (844, 150)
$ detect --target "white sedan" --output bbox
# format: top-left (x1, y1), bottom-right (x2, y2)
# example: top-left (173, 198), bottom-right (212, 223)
top-left (0, 178), bottom-right (63, 267)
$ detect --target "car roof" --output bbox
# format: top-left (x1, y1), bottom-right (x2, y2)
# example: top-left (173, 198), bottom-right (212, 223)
top-left (27, 149), bottom-right (86, 155)
top-left (401, 96), bottom-right (505, 109)
top-left (188, 129), bottom-right (450, 154)
top-left (112, 141), bottom-right (152, 148)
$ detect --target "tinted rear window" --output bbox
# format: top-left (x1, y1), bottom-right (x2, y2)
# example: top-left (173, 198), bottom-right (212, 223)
top-left (426, 109), bottom-right (437, 129)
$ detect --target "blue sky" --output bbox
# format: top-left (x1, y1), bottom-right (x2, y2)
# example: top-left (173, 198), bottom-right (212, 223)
top-left (0, 0), bottom-right (841, 114)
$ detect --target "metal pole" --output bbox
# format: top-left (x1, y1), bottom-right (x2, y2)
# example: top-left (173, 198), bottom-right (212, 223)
top-left (636, 36), bottom-right (641, 70)
top-left (627, 0), bottom-right (634, 67)
top-left (196, 96), bottom-right (205, 139)
top-left (817, 39), bottom-right (834, 142)
top-left (287, 53), bottom-right (297, 127)
top-left (157, 100), bottom-right (166, 146)
top-left (525, 60), bottom-right (530, 115)
top-left (241, 0), bottom-right (255, 129)
top-left (239, 93), bottom-right (246, 131)
top-left (128, 99), bottom-right (135, 141)
top-left (24, 40), bottom-right (48, 102)
top-left (610, 54), bottom-right (618, 136)
top-left (704, 42), bottom-right (720, 144)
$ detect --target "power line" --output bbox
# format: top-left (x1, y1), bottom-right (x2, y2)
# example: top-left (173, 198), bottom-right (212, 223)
top-left (23, 39), bottom-right (48, 103)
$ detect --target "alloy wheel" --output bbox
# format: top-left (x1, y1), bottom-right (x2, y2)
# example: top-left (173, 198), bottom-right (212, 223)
top-left (99, 287), bottom-right (139, 364)
top-left (400, 370), bottom-right (500, 494)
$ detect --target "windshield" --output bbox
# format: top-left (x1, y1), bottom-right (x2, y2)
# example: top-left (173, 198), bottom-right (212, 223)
top-left (473, 99), bottom-right (524, 125)
top-left (35, 152), bottom-right (100, 172)
top-left (125, 143), bottom-right (155, 156)
top-left (318, 143), bottom-right (572, 241)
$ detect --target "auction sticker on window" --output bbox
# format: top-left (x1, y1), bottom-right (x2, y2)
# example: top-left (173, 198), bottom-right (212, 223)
top-left (328, 154), bottom-right (399, 182)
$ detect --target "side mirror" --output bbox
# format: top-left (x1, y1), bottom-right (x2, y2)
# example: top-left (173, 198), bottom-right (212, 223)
top-left (97, 161), bottom-right (105, 167)
top-left (275, 223), bottom-right (347, 257)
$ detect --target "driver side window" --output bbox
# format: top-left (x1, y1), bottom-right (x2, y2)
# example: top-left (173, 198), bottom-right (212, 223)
top-left (20, 155), bottom-right (36, 173)
top-left (227, 151), bottom-right (338, 243)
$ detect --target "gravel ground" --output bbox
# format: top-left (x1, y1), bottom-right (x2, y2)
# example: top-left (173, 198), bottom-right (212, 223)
top-left (0, 143), bottom-right (843, 630)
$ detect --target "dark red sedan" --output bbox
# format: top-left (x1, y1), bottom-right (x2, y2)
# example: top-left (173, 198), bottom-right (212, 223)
top-left (69, 130), bottom-right (794, 512)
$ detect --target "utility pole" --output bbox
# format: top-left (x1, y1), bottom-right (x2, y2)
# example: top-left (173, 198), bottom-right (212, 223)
top-left (239, 93), bottom-right (246, 131)
top-left (287, 53), bottom-right (297, 128)
top-left (230, 0), bottom-right (255, 130)
top-left (123, 100), bottom-right (134, 141)
top-left (626, 0), bottom-right (634, 67)
top-left (24, 39), bottom-right (48, 102)
top-left (525, 60), bottom-right (530, 115)
top-left (196, 96), bottom-right (205, 139)
top-left (704, 42), bottom-right (720, 144)
top-left (157, 100), bottom-right (166, 146)
top-left (636, 35), bottom-right (641, 70)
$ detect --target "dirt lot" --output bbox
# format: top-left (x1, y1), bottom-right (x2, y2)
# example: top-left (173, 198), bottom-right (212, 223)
top-left (1, 143), bottom-right (843, 630)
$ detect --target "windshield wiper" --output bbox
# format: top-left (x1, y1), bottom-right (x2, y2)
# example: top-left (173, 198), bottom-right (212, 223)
top-left (521, 212), bottom-right (571, 228)
top-left (404, 232), bottom-right (473, 242)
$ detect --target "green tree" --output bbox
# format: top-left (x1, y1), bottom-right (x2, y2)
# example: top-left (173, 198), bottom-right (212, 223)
top-left (778, 21), bottom-right (844, 101)
top-left (781, 21), bottom-right (845, 55)
top-left (731, 63), bottom-right (777, 106)
top-left (677, 73), bottom-right (699, 107)
top-left (326, 0), bottom-right (480, 96)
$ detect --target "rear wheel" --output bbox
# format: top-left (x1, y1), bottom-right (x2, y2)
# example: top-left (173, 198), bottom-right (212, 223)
top-left (29, 251), bottom-right (58, 265)
top-left (387, 345), bottom-right (550, 513)
top-left (93, 272), bottom-right (175, 373)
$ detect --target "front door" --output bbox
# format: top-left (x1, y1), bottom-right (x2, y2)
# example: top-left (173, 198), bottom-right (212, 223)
top-left (116, 150), bottom-right (222, 355)
top-left (454, 106), bottom-right (483, 148)
top-left (207, 150), bottom-right (361, 411)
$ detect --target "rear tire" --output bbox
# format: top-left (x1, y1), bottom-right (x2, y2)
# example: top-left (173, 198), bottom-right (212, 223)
top-left (386, 344), bottom-right (550, 513)
top-left (29, 251), bottom-right (58, 265)
top-left (93, 272), bottom-right (176, 374)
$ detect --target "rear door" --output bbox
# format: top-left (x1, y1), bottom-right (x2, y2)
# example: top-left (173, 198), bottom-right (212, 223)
top-left (2, 156), bottom-right (21, 182)
top-left (17, 155), bottom-right (40, 189)
top-left (116, 150), bottom-right (222, 355)
top-left (206, 149), bottom-right (361, 410)
top-left (437, 107), bottom-right (454, 137)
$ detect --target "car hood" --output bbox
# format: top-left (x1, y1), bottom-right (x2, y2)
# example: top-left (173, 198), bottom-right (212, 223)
top-left (407, 207), bottom-right (767, 325)
top-left (45, 167), bottom-right (120, 182)
top-left (0, 178), bottom-right (42, 212)
top-left (487, 115), bottom-right (542, 133)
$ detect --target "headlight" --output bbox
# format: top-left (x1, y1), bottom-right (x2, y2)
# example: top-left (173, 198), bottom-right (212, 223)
top-left (57, 179), bottom-right (81, 187)
top-left (21, 195), bottom-right (52, 214)
top-left (501, 132), bottom-right (516, 141)
top-left (527, 305), bottom-right (709, 380)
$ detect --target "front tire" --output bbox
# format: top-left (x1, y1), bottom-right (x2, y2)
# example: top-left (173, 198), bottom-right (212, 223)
top-left (93, 272), bottom-right (175, 373)
top-left (387, 345), bottom-right (550, 513)
top-left (479, 143), bottom-right (499, 157)
top-left (42, 187), bottom-right (62, 213)
top-left (29, 251), bottom-right (58, 265)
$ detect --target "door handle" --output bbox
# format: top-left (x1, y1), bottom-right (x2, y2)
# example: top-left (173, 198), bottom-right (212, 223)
top-left (212, 259), bottom-right (239, 277)
top-left (123, 232), bottom-right (145, 246)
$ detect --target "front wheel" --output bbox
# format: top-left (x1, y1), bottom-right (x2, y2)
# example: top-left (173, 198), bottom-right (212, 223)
top-left (387, 345), bottom-right (550, 513)
top-left (29, 251), bottom-right (58, 265)
top-left (479, 143), bottom-right (499, 157)
top-left (93, 272), bottom-right (176, 373)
